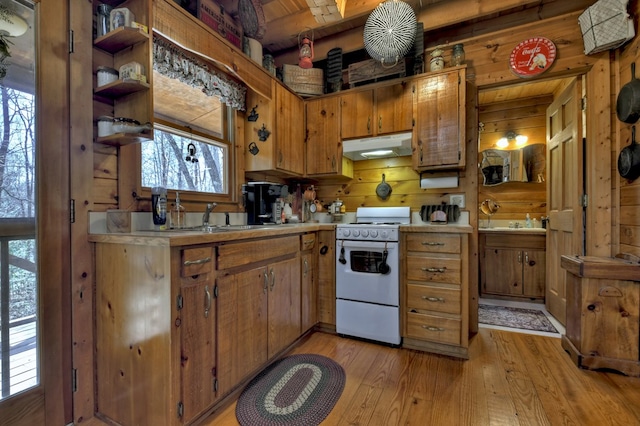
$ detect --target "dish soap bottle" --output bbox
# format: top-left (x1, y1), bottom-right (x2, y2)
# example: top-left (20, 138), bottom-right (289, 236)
top-left (171, 192), bottom-right (185, 229)
top-left (525, 213), bottom-right (532, 228)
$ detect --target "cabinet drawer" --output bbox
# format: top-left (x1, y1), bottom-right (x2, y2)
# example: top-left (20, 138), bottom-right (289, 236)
top-left (483, 233), bottom-right (546, 250)
top-left (301, 233), bottom-right (316, 251)
top-left (217, 235), bottom-right (298, 270)
top-left (406, 256), bottom-right (461, 284)
top-left (406, 312), bottom-right (461, 345)
top-left (181, 246), bottom-right (214, 277)
top-left (407, 284), bottom-right (461, 315)
top-left (406, 233), bottom-right (461, 254)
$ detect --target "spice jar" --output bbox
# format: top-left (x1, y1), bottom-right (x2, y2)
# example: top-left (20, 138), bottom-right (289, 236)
top-left (451, 43), bottom-right (465, 66)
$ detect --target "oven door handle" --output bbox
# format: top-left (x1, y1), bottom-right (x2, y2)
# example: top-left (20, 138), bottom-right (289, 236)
top-left (338, 240), bottom-right (397, 249)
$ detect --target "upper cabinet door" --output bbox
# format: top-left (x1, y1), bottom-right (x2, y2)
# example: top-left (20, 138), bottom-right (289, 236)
top-left (275, 83), bottom-right (305, 175)
top-left (306, 97), bottom-right (341, 176)
top-left (413, 68), bottom-right (466, 171)
top-left (376, 82), bottom-right (414, 135)
top-left (341, 90), bottom-right (374, 139)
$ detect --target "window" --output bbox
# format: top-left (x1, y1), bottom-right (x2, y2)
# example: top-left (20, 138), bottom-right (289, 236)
top-left (141, 123), bottom-right (229, 195)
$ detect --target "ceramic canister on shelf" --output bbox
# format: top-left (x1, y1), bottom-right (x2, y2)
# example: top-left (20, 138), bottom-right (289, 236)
top-left (429, 48), bottom-right (444, 72)
top-left (97, 66), bottom-right (118, 87)
top-left (247, 37), bottom-right (263, 64)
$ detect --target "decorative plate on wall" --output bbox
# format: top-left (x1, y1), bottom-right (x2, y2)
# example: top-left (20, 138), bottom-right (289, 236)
top-left (509, 37), bottom-right (556, 78)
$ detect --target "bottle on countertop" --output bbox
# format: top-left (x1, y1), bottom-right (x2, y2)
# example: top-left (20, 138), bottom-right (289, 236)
top-left (171, 192), bottom-right (185, 229)
top-left (151, 186), bottom-right (167, 228)
top-left (525, 213), bottom-right (532, 228)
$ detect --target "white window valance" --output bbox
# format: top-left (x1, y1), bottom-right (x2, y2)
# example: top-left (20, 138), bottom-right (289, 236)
top-left (153, 35), bottom-right (246, 111)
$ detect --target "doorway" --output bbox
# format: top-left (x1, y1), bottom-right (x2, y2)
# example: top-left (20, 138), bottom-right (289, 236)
top-left (477, 75), bottom-right (585, 328)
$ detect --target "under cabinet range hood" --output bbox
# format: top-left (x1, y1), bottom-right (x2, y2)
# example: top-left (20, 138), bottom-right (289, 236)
top-left (342, 132), bottom-right (413, 161)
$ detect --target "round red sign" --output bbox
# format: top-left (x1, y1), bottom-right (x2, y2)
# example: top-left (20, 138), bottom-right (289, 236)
top-left (509, 37), bottom-right (556, 78)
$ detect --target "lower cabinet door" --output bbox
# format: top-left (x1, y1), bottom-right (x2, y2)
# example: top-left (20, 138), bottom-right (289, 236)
top-left (181, 278), bottom-right (217, 423)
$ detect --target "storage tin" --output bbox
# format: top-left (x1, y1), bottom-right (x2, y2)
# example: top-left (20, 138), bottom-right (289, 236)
top-left (119, 61), bottom-right (145, 83)
top-left (110, 7), bottom-right (134, 31)
top-left (97, 116), bottom-right (114, 137)
top-left (96, 66), bottom-right (118, 87)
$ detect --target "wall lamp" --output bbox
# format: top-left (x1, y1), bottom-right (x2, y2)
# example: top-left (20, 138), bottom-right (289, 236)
top-left (496, 130), bottom-right (528, 148)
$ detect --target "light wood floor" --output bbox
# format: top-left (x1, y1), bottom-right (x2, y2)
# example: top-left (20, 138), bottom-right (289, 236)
top-left (204, 329), bottom-right (640, 425)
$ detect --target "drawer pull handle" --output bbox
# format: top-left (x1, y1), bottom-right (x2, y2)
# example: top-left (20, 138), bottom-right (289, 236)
top-left (204, 285), bottom-right (211, 318)
top-left (184, 256), bottom-right (212, 266)
top-left (263, 271), bottom-right (269, 294)
top-left (422, 325), bottom-right (445, 332)
top-left (423, 296), bottom-right (445, 302)
top-left (421, 267), bottom-right (446, 273)
top-left (422, 242), bottom-right (445, 246)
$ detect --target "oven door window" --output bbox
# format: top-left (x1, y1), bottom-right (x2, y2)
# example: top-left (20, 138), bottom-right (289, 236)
top-left (350, 250), bottom-right (384, 274)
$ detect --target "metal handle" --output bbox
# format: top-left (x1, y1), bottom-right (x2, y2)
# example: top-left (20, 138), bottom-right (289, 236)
top-left (331, 155), bottom-right (336, 171)
top-left (422, 296), bottom-right (445, 302)
top-left (378, 116), bottom-right (382, 131)
top-left (525, 252), bottom-right (529, 263)
top-left (421, 267), bottom-right (446, 273)
top-left (304, 258), bottom-right (309, 277)
top-left (422, 241), bottom-right (445, 246)
top-left (419, 143), bottom-right (423, 163)
top-left (263, 271), bottom-right (269, 294)
top-left (270, 268), bottom-right (276, 291)
top-left (518, 252), bottom-right (522, 263)
top-left (367, 116), bottom-right (371, 133)
top-left (278, 151), bottom-right (283, 164)
top-left (183, 256), bottom-right (212, 266)
top-left (204, 285), bottom-right (211, 318)
top-left (422, 325), bottom-right (445, 332)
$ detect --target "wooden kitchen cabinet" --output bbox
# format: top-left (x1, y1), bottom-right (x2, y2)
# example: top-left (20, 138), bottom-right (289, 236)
top-left (216, 235), bottom-right (301, 395)
top-left (480, 232), bottom-right (546, 300)
top-left (95, 241), bottom-right (217, 426)
top-left (561, 255), bottom-right (640, 377)
top-left (340, 81), bottom-right (413, 140)
top-left (412, 67), bottom-right (466, 171)
top-left (245, 81), bottom-right (304, 176)
top-left (316, 229), bottom-right (337, 328)
top-left (305, 96), bottom-right (353, 178)
top-left (402, 231), bottom-right (469, 359)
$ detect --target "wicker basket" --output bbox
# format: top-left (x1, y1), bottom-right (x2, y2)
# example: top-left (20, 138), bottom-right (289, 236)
top-left (282, 64), bottom-right (324, 96)
top-left (578, 0), bottom-right (634, 55)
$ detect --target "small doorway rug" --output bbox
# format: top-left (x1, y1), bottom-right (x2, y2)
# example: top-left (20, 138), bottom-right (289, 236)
top-left (479, 304), bottom-right (559, 333)
top-left (236, 354), bottom-right (345, 426)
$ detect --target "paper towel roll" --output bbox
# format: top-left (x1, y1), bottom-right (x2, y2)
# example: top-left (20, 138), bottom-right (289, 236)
top-left (247, 38), bottom-right (262, 64)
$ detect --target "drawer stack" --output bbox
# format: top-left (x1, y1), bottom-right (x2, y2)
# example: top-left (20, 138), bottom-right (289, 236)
top-left (402, 232), bottom-right (469, 358)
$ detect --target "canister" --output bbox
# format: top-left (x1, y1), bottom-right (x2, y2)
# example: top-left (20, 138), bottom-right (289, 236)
top-left (451, 43), bottom-right (465, 66)
top-left (110, 7), bottom-right (134, 31)
top-left (119, 61), bottom-right (145, 83)
top-left (96, 3), bottom-right (112, 38)
top-left (97, 116), bottom-right (114, 137)
top-left (96, 66), bottom-right (118, 87)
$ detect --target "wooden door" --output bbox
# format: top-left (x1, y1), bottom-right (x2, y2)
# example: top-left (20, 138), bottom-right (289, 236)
top-left (376, 82), bottom-right (414, 134)
top-left (413, 69), bottom-right (463, 169)
top-left (546, 79), bottom-right (584, 325)
top-left (306, 97), bottom-right (341, 175)
top-left (275, 84), bottom-right (305, 175)
top-left (216, 266), bottom-right (268, 397)
top-left (523, 249), bottom-right (546, 298)
top-left (300, 251), bottom-right (316, 332)
top-left (268, 257), bottom-right (301, 358)
top-left (482, 248), bottom-right (522, 296)
top-left (180, 279), bottom-right (217, 422)
top-left (341, 90), bottom-right (374, 138)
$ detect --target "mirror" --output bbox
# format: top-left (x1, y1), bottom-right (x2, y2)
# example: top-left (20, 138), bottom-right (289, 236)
top-left (480, 144), bottom-right (545, 186)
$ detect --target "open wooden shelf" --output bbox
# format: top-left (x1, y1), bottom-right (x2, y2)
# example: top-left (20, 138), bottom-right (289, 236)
top-left (94, 26), bottom-right (150, 53)
top-left (94, 78), bottom-right (150, 98)
top-left (96, 132), bottom-right (152, 147)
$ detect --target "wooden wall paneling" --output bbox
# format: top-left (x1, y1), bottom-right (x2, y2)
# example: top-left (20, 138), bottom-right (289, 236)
top-left (71, 0), bottom-right (96, 422)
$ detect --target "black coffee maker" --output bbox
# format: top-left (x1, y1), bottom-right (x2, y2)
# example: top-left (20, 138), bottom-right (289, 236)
top-left (242, 182), bottom-right (283, 225)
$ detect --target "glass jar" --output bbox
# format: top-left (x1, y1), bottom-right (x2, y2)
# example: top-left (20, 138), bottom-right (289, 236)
top-left (429, 48), bottom-right (444, 72)
top-left (451, 43), bottom-right (465, 66)
top-left (96, 4), bottom-right (112, 38)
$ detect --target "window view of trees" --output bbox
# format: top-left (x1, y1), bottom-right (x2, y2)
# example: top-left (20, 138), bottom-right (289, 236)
top-left (141, 124), bottom-right (228, 194)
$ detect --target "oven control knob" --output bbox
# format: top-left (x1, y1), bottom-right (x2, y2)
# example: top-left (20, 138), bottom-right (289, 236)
top-left (361, 229), bottom-right (369, 237)
top-left (352, 230), bottom-right (360, 237)
top-left (380, 230), bottom-right (389, 239)
top-left (341, 229), bottom-right (350, 237)
top-left (370, 230), bottom-right (378, 238)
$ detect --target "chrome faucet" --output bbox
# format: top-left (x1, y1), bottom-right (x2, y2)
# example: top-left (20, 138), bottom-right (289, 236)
top-left (203, 202), bottom-right (217, 227)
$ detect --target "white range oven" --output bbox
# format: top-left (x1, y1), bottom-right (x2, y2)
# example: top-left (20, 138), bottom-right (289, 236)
top-left (335, 206), bottom-right (410, 346)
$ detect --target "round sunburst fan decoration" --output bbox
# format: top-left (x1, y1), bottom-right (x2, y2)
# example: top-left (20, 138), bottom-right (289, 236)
top-left (363, 0), bottom-right (417, 67)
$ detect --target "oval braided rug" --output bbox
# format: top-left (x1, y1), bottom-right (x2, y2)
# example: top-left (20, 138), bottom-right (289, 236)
top-left (236, 354), bottom-right (345, 425)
